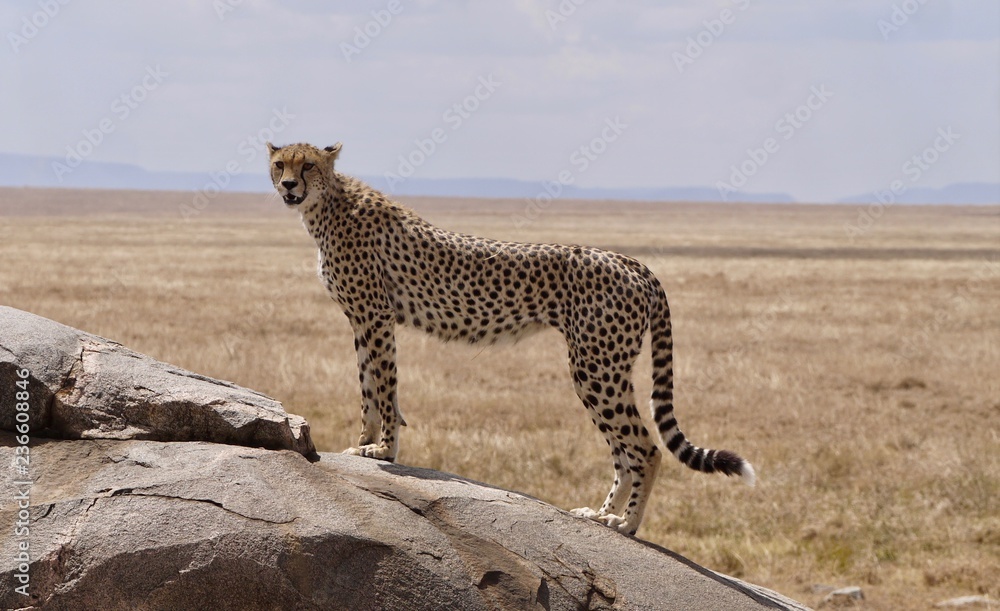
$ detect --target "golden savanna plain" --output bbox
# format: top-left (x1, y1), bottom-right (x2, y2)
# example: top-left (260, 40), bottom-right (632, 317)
top-left (1, 187), bottom-right (997, 609)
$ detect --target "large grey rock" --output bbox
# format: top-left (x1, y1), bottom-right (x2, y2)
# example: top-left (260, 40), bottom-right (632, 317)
top-left (0, 434), bottom-right (809, 611)
top-left (0, 306), bottom-right (313, 455)
top-left (1, 307), bottom-right (808, 609)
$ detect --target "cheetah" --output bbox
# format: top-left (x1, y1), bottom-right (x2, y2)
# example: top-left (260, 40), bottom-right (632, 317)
top-left (266, 141), bottom-right (755, 535)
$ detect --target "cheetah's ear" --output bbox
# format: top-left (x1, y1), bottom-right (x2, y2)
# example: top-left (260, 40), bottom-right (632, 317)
top-left (323, 142), bottom-right (342, 163)
top-left (266, 142), bottom-right (281, 156)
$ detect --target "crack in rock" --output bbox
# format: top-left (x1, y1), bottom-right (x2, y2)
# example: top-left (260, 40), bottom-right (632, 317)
top-left (362, 486), bottom-right (587, 609)
top-left (106, 487), bottom-right (297, 525)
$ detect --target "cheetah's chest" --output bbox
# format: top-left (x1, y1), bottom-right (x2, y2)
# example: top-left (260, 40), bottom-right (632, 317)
top-left (314, 215), bottom-right (381, 313)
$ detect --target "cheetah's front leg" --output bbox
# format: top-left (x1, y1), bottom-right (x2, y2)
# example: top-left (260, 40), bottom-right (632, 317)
top-left (343, 313), bottom-right (402, 462)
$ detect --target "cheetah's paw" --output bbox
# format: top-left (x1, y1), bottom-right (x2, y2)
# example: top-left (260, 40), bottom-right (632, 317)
top-left (571, 507), bottom-right (635, 535)
top-left (595, 513), bottom-right (635, 534)
top-left (343, 444), bottom-right (395, 462)
top-left (570, 507), bottom-right (602, 520)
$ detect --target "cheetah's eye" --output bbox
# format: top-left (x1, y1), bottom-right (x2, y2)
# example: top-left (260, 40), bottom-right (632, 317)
top-left (274, 161), bottom-right (284, 170)
top-left (303, 163), bottom-right (315, 171)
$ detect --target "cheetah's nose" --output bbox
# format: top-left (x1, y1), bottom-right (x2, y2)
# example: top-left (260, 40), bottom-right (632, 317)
top-left (281, 180), bottom-right (298, 190)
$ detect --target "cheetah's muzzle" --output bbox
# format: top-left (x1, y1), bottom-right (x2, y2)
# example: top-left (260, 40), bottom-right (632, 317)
top-left (283, 194), bottom-right (304, 205)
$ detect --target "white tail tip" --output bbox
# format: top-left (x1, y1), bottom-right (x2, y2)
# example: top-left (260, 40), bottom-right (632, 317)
top-left (741, 462), bottom-right (757, 487)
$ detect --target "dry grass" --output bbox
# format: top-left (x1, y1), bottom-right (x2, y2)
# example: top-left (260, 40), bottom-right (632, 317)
top-left (2, 188), bottom-right (998, 609)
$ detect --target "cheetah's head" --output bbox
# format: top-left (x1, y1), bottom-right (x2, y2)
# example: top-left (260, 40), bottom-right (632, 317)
top-left (266, 142), bottom-right (342, 208)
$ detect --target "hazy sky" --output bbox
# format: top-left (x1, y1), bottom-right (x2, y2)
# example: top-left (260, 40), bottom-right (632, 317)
top-left (3, 0), bottom-right (998, 202)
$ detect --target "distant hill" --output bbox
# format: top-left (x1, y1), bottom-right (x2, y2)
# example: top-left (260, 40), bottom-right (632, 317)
top-left (0, 153), bottom-right (794, 203)
top-left (838, 182), bottom-right (999, 205)
top-left (359, 175), bottom-right (796, 203)
top-left (6, 152), bottom-right (998, 204)
top-left (0, 153), bottom-right (267, 193)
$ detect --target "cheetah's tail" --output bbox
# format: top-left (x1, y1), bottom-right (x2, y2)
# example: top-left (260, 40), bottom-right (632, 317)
top-left (646, 280), bottom-right (756, 487)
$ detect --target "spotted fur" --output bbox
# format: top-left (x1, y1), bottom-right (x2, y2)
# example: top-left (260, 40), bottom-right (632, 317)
top-left (267, 142), bottom-right (754, 535)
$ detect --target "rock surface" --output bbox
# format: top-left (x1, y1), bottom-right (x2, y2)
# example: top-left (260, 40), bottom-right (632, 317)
top-left (1, 435), bottom-right (808, 610)
top-left (0, 307), bottom-right (809, 610)
top-left (0, 306), bottom-right (313, 455)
